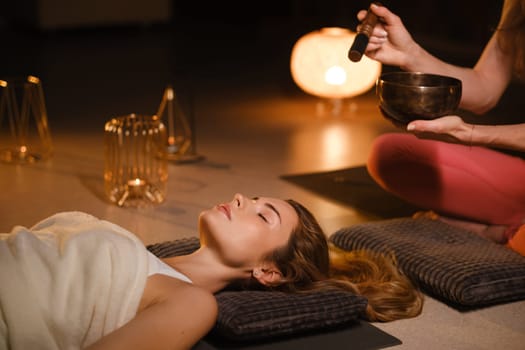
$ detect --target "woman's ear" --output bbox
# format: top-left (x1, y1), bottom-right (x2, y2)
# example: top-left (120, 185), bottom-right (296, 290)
top-left (252, 264), bottom-right (283, 286)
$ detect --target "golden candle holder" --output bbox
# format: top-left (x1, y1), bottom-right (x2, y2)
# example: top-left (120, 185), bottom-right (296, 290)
top-left (156, 85), bottom-right (204, 163)
top-left (0, 75), bottom-right (53, 163)
top-left (104, 114), bottom-right (168, 207)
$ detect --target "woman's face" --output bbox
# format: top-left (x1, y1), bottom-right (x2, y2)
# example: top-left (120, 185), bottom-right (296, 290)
top-left (198, 193), bottom-right (298, 268)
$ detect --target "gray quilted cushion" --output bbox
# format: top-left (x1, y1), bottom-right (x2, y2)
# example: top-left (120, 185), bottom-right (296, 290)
top-left (147, 237), bottom-right (368, 341)
top-left (213, 290), bottom-right (367, 341)
top-left (329, 217), bottom-right (525, 307)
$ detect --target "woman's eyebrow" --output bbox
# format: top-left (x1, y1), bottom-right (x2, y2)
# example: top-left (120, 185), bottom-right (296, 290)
top-left (265, 203), bottom-right (281, 224)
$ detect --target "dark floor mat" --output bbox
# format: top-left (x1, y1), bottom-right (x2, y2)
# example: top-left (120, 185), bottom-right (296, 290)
top-left (281, 165), bottom-right (421, 218)
top-left (193, 320), bottom-right (401, 350)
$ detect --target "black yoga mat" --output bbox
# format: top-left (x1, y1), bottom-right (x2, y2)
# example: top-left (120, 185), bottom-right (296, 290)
top-left (193, 320), bottom-right (401, 350)
top-left (281, 165), bottom-right (420, 219)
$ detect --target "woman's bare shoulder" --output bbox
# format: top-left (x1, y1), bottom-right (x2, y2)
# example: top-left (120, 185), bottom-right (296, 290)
top-left (140, 274), bottom-right (217, 313)
top-left (152, 276), bottom-right (218, 325)
top-left (134, 275), bottom-right (218, 348)
top-left (88, 276), bottom-right (217, 349)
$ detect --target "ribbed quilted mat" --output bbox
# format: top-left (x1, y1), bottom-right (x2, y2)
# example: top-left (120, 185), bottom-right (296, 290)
top-left (329, 217), bottom-right (525, 307)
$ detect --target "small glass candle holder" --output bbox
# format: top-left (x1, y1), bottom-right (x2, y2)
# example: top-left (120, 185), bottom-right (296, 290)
top-left (104, 114), bottom-right (168, 207)
top-left (0, 75), bottom-right (53, 163)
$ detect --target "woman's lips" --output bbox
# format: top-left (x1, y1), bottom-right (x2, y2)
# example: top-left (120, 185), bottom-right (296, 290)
top-left (217, 203), bottom-right (231, 220)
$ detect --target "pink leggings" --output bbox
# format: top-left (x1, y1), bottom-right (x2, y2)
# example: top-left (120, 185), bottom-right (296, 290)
top-left (367, 133), bottom-right (525, 240)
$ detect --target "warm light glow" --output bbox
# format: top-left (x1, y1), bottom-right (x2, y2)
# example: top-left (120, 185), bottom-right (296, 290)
top-left (325, 66), bottom-right (347, 85)
top-left (166, 87), bottom-right (174, 100)
top-left (27, 75), bottom-right (40, 84)
top-left (128, 178), bottom-right (146, 187)
top-left (322, 125), bottom-right (348, 163)
top-left (290, 27), bottom-right (382, 98)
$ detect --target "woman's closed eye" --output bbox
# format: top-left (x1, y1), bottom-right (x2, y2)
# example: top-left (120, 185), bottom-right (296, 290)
top-left (252, 197), bottom-right (269, 223)
top-left (252, 197), bottom-right (281, 225)
top-left (258, 213), bottom-right (269, 223)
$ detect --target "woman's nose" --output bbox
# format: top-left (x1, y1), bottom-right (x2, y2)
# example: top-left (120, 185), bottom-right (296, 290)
top-left (233, 193), bottom-right (244, 207)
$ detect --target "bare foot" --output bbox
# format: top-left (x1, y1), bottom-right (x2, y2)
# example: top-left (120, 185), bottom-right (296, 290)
top-left (413, 211), bottom-right (507, 243)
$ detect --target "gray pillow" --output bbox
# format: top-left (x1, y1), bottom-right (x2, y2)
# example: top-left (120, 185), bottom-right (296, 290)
top-left (147, 237), bottom-right (368, 341)
top-left (329, 217), bottom-right (525, 307)
top-left (213, 289), bottom-right (368, 341)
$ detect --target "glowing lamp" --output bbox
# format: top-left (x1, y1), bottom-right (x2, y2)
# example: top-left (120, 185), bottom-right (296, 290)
top-left (290, 27), bottom-right (381, 113)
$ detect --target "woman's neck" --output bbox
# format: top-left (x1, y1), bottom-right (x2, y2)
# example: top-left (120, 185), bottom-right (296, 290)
top-left (163, 247), bottom-right (251, 293)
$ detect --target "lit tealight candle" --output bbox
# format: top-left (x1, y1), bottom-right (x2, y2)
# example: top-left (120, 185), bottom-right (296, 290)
top-left (128, 178), bottom-right (146, 188)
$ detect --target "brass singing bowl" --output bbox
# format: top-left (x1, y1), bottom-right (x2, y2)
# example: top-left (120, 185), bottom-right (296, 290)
top-left (376, 72), bottom-right (462, 124)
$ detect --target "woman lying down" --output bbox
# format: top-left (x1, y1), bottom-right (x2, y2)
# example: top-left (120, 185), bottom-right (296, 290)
top-left (0, 193), bottom-right (423, 350)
